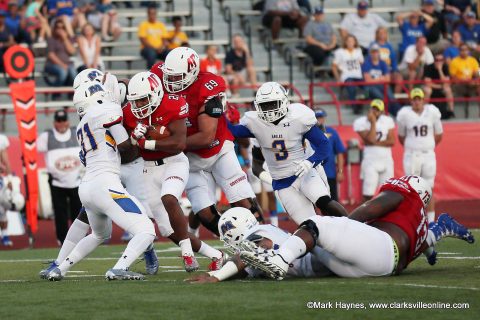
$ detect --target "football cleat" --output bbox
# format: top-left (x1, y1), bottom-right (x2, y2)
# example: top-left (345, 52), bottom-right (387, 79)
top-left (143, 245), bottom-right (159, 275)
top-left (208, 252), bottom-right (228, 271)
top-left (239, 240), bottom-right (288, 280)
top-left (105, 269), bottom-right (145, 281)
top-left (182, 254), bottom-right (199, 272)
top-left (47, 267), bottom-right (64, 281)
top-left (1, 235), bottom-right (13, 246)
top-left (426, 249), bottom-right (438, 266)
top-left (120, 231), bottom-right (133, 242)
top-left (431, 213), bottom-right (475, 243)
top-left (39, 261), bottom-right (59, 279)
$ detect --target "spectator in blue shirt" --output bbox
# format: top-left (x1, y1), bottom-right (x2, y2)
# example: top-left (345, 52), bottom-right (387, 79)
top-left (362, 44), bottom-right (402, 116)
top-left (315, 109), bottom-right (345, 202)
top-left (444, 0), bottom-right (472, 33)
top-left (396, 10), bottom-right (433, 58)
top-left (456, 11), bottom-right (480, 58)
top-left (5, 2), bottom-right (31, 46)
top-left (444, 30), bottom-right (462, 65)
top-left (47, 0), bottom-right (86, 37)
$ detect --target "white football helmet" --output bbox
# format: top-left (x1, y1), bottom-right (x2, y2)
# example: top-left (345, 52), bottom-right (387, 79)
top-left (218, 207), bottom-right (258, 251)
top-left (73, 82), bottom-right (108, 117)
top-left (402, 175), bottom-right (432, 207)
top-left (127, 71), bottom-right (164, 119)
top-left (254, 82), bottom-right (289, 123)
top-left (162, 47), bottom-right (200, 93)
top-left (73, 68), bottom-right (104, 90)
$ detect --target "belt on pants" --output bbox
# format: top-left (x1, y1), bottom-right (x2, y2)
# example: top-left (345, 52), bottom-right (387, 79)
top-left (144, 159), bottom-right (165, 167)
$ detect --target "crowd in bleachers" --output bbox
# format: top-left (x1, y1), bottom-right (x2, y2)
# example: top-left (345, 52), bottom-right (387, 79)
top-left (255, 0), bottom-right (480, 117)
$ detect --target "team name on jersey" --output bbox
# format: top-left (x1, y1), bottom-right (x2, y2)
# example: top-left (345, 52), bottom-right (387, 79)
top-left (272, 134), bottom-right (283, 138)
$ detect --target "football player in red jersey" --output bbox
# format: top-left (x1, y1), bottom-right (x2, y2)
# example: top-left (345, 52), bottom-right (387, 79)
top-left (238, 175), bottom-right (474, 279)
top-left (150, 47), bottom-right (263, 242)
top-left (123, 71), bottom-right (224, 272)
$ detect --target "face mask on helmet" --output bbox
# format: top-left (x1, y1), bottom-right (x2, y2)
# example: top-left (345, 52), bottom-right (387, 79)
top-left (127, 72), bottom-right (163, 119)
top-left (163, 71), bottom-right (187, 93)
top-left (73, 82), bottom-right (107, 117)
top-left (218, 207), bottom-right (259, 252)
top-left (130, 95), bottom-right (157, 119)
top-left (254, 82), bottom-right (289, 123)
top-left (162, 47), bottom-right (200, 93)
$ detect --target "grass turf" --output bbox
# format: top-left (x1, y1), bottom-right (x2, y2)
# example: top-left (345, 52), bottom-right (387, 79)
top-left (0, 231), bottom-right (478, 320)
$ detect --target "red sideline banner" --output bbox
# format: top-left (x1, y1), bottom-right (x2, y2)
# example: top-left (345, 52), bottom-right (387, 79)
top-left (336, 122), bottom-right (480, 203)
top-left (10, 80), bottom-right (39, 233)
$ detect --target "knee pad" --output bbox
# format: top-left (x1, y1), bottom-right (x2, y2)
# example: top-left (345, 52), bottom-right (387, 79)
top-left (298, 219), bottom-right (319, 243)
top-left (315, 195), bottom-right (332, 212)
top-left (76, 207), bottom-right (89, 224)
top-left (198, 205), bottom-right (220, 236)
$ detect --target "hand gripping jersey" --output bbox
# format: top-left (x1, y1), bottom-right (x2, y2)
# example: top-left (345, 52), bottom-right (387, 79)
top-left (151, 62), bottom-right (233, 158)
top-left (373, 177), bottom-right (429, 263)
top-left (76, 101), bottom-right (124, 180)
top-left (123, 94), bottom-right (189, 161)
top-left (396, 104), bottom-right (443, 152)
top-left (239, 103), bottom-right (317, 181)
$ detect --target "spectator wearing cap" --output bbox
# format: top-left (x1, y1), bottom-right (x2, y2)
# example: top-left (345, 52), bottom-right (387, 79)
top-left (332, 34), bottom-right (364, 114)
top-left (315, 109), bottom-right (346, 201)
top-left (398, 36), bottom-right (434, 90)
top-left (262, 0), bottom-right (309, 40)
top-left (353, 99), bottom-right (395, 202)
top-left (456, 11), bottom-right (480, 58)
top-left (423, 52), bottom-right (455, 118)
top-left (449, 43), bottom-right (480, 104)
top-left (421, 0), bottom-right (448, 52)
top-left (303, 6), bottom-right (337, 66)
top-left (444, 0), bottom-right (473, 34)
top-left (138, 5), bottom-right (169, 69)
top-left (362, 44), bottom-right (402, 116)
top-left (444, 30), bottom-right (462, 64)
top-left (0, 14), bottom-right (15, 72)
top-left (37, 109), bottom-right (83, 244)
top-left (396, 10), bottom-right (434, 59)
top-left (340, 1), bottom-right (387, 55)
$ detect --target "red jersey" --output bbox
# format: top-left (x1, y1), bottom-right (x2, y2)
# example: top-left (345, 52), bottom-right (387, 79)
top-left (151, 63), bottom-right (233, 158)
top-left (123, 94), bottom-right (188, 160)
top-left (373, 177), bottom-right (428, 264)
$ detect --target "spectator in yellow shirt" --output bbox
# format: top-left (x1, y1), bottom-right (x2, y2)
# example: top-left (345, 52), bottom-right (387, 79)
top-left (138, 5), bottom-right (168, 68)
top-left (166, 16), bottom-right (189, 50)
top-left (449, 43), bottom-right (480, 100)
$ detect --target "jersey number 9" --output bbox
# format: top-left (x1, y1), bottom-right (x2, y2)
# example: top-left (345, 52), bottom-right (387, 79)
top-left (272, 140), bottom-right (288, 161)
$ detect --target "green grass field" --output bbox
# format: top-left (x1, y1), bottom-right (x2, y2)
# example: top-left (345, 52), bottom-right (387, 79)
top-left (0, 232), bottom-right (478, 320)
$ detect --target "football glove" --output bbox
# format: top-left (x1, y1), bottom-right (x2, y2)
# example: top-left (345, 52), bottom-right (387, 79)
top-left (130, 123), bottom-right (148, 145)
top-left (294, 160), bottom-right (313, 178)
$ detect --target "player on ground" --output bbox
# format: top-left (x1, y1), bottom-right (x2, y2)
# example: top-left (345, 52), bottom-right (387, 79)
top-left (39, 69), bottom-right (159, 278)
top-left (353, 99), bottom-right (395, 202)
top-left (397, 88), bottom-right (443, 223)
top-left (0, 176), bottom-right (25, 246)
top-left (124, 71), bottom-right (224, 271)
top-left (227, 82), bottom-right (348, 225)
top-left (239, 175), bottom-right (474, 280)
top-left (46, 82), bottom-right (156, 281)
top-left (150, 47), bottom-right (262, 242)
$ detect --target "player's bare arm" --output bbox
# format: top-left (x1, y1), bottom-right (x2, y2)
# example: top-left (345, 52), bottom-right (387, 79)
top-left (186, 254), bottom-right (248, 284)
top-left (151, 119), bottom-right (187, 154)
top-left (434, 133), bottom-right (443, 145)
top-left (349, 191), bottom-right (404, 222)
top-left (186, 97), bottom-right (223, 150)
top-left (376, 128), bottom-right (396, 147)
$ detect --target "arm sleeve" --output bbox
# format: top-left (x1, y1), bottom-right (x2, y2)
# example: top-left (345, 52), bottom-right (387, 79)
top-left (227, 122), bottom-right (255, 138)
top-left (303, 125), bottom-right (330, 167)
top-left (36, 132), bottom-right (49, 153)
top-left (332, 130), bottom-right (347, 154)
top-left (108, 123), bottom-right (129, 145)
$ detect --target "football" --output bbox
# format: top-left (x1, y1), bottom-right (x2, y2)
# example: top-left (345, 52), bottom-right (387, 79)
top-left (145, 124), bottom-right (170, 140)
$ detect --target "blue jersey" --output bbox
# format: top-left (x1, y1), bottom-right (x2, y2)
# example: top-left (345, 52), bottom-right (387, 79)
top-left (400, 22), bottom-right (428, 53)
top-left (362, 57), bottom-right (389, 79)
top-left (322, 127), bottom-right (346, 179)
top-left (443, 46), bottom-right (460, 60)
top-left (457, 24), bottom-right (480, 48)
top-left (370, 41), bottom-right (398, 72)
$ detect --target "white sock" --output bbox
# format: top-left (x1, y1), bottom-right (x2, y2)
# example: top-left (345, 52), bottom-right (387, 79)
top-left (426, 229), bottom-right (437, 247)
top-left (56, 219), bottom-right (90, 263)
top-left (179, 238), bottom-right (194, 257)
top-left (270, 216), bottom-right (279, 227)
top-left (58, 234), bottom-right (104, 275)
top-left (427, 211), bottom-right (435, 223)
top-left (277, 235), bottom-right (306, 264)
top-left (197, 241), bottom-right (222, 259)
top-left (423, 246), bottom-right (435, 258)
top-left (113, 233), bottom-right (155, 270)
top-left (188, 226), bottom-right (200, 238)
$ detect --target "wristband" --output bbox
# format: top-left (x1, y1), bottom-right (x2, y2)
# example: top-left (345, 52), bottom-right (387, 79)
top-left (208, 261), bottom-right (239, 281)
top-left (144, 140), bottom-right (156, 150)
top-left (259, 171), bottom-right (273, 185)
